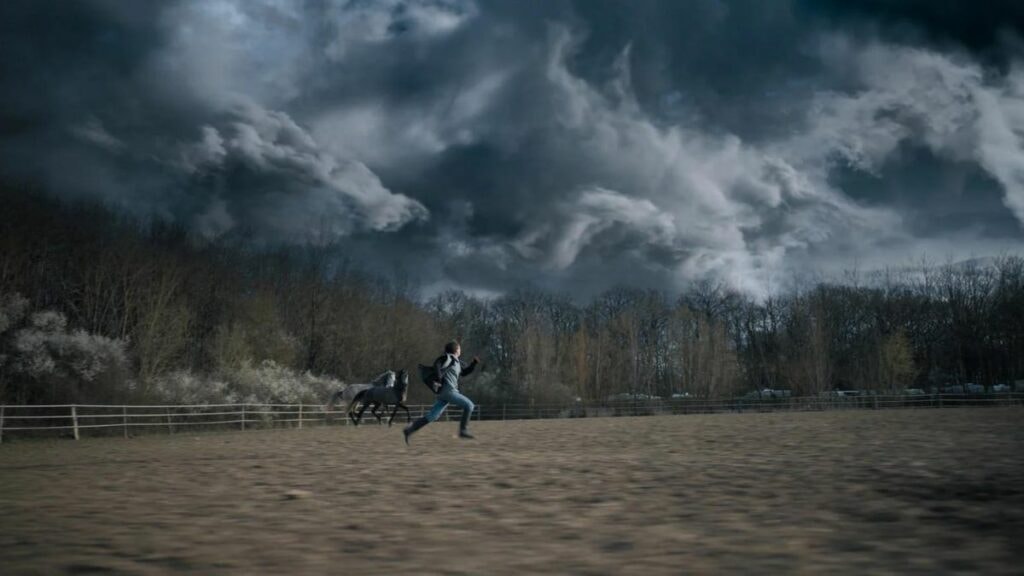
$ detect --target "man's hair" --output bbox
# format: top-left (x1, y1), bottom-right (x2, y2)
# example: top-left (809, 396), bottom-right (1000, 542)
top-left (444, 340), bottom-right (460, 354)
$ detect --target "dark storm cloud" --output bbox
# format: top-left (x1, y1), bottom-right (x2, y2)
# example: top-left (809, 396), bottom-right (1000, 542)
top-left (0, 0), bottom-right (429, 239)
top-left (1, 0), bottom-right (1023, 299)
top-left (803, 0), bottom-right (1024, 62)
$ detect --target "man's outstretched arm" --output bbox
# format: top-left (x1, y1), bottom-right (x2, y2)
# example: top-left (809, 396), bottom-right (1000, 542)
top-left (460, 357), bottom-right (480, 377)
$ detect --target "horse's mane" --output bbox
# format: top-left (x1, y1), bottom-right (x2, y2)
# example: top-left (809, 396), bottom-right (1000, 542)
top-left (370, 371), bottom-right (396, 387)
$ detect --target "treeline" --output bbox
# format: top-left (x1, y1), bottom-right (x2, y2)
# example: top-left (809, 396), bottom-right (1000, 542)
top-left (1, 187), bottom-right (1022, 406)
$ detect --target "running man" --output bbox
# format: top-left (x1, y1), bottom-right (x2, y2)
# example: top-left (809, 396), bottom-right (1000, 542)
top-left (403, 340), bottom-right (480, 443)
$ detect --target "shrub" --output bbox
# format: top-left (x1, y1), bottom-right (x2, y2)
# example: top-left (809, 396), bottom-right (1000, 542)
top-left (6, 307), bottom-right (129, 403)
top-left (225, 360), bottom-right (341, 405)
top-left (149, 360), bottom-right (343, 406)
top-left (149, 371), bottom-right (232, 405)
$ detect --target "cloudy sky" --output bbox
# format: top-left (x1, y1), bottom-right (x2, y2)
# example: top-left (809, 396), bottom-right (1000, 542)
top-left (2, 0), bottom-right (1023, 299)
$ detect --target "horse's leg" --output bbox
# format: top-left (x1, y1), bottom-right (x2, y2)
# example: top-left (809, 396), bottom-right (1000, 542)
top-left (388, 404), bottom-right (399, 427)
top-left (348, 399), bottom-right (364, 426)
top-left (401, 403), bottom-right (411, 423)
top-left (354, 402), bottom-right (370, 426)
top-left (371, 402), bottom-right (385, 425)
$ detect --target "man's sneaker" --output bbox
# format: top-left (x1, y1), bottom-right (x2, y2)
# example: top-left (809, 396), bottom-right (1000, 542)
top-left (458, 429), bottom-right (475, 439)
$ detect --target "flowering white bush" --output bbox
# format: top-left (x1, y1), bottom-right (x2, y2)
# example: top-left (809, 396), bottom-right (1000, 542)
top-left (1, 304), bottom-right (129, 404)
top-left (63, 329), bottom-right (129, 383)
top-left (0, 291), bottom-right (340, 406)
top-left (149, 371), bottom-right (232, 405)
top-left (226, 360), bottom-right (342, 404)
top-left (149, 360), bottom-right (344, 405)
top-left (0, 292), bottom-right (29, 335)
top-left (12, 311), bottom-right (128, 383)
top-left (28, 310), bottom-right (66, 333)
top-left (0, 293), bottom-right (30, 375)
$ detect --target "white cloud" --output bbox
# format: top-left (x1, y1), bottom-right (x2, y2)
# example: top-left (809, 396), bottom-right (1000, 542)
top-left (312, 69), bottom-right (508, 168)
top-left (192, 198), bottom-right (234, 239)
top-left (152, 0), bottom-right (311, 107)
top-left (973, 66), bottom-right (1024, 223)
top-left (516, 187), bottom-right (676, 270)
top-left (500, 28), bottom-right (903, 297)
top-left (69, 117), bottom-right (124, 152)
top-left (324, 0), bottom-right (477, 60)
top-left (180, 102), bottom-right (428, 241)
top-left (181, 126), bottom-right (227, 173)
top-left (796, 38), bottom-right (1024, 225)
top-left (32, 4), bottom-right (1024, 298)
top-left (465, 28), bottom-right (1024, 297)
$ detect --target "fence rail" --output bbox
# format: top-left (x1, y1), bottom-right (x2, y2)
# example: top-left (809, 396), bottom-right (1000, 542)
top-left (1, 392), bottom-right (1022, 442)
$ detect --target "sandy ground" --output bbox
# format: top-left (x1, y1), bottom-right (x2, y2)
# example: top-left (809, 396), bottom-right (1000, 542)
top-left (1, 408), bottom-right (1022, 575)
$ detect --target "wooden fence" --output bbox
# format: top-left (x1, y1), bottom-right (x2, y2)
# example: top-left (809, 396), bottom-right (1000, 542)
top-left (1, 393), bottom-right (1021, 442)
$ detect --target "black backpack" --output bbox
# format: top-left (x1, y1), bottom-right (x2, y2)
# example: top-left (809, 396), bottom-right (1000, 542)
top-left (418, 363), bottom-right (442, 394)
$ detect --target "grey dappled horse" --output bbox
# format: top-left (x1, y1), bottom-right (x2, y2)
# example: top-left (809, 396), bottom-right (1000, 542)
top-left (350, 369), bottom-right (411, 427)
top-left (325, 371), bottom-right (396, 424)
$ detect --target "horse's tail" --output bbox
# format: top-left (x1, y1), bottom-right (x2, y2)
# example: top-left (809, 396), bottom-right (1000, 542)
top-left (326, 388), bottom-right (346, 414)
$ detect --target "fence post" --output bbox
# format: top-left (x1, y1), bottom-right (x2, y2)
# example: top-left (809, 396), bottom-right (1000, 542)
top-left (72, 405), bottom-right (80, 441)
top-left (298, 403), bottom-right (303, 429)
top-left (0, 404), bottom-right (5, 444)
top-left (241, 404), bottom-right (246, 430)
top-left (122, 406), bottom-right (128, 439)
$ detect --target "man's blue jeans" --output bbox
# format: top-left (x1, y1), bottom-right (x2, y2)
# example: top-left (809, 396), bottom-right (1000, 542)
top-left (425, 385), bottom-right (475, 429)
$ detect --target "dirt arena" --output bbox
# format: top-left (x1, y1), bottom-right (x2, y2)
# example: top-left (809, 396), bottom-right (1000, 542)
top-left (1, 408), bottom-right (1022, 575)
